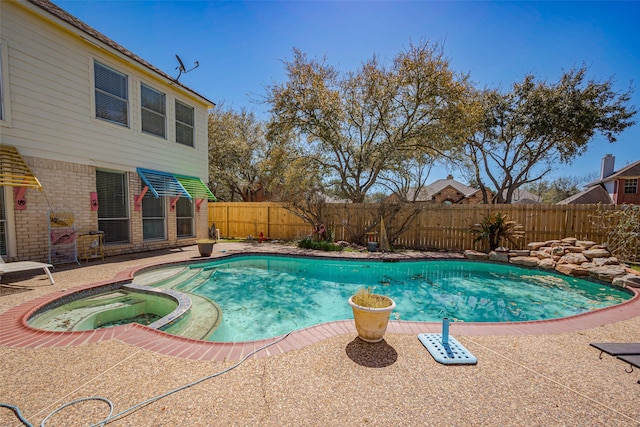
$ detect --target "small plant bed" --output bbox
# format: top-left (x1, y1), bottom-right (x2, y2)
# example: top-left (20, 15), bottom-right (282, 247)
top-left (297, 238), bottom-right (343, 252)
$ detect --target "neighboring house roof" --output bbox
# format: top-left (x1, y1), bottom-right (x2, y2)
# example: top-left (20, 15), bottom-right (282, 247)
top-left (557, 185), bottom-right (612, 205)
top-left (407, 176), bottom-right (481, 202)
top-left (503, 188), bottom-right (542, 204)
top-left (513, 197), bottom-right (541, 205)
top-left (557, 158), bottom-right (640, 205)
top-left (586, 159), bottom-right (640, 187)
top-left (25, 0), bottom-right (214, 107)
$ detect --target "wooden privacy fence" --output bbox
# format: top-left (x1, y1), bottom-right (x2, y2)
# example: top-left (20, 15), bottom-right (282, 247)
top-left (208, 202), bottom-right (627, 252)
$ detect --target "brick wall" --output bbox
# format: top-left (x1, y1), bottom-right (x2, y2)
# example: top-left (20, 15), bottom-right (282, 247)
top-left (12, 156), bottom-right (204, 262)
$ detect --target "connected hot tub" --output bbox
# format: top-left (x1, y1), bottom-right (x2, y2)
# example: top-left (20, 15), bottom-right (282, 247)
top-left (27, 283), bottom-right (192, 332)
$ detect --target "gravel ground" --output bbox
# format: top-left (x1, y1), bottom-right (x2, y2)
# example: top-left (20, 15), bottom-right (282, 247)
top-left (1, 242), bottom-right (639, 426)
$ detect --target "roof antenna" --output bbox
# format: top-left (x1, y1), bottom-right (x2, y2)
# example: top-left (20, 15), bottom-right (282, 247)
top-left (175, 54), bottom-right (199, 81)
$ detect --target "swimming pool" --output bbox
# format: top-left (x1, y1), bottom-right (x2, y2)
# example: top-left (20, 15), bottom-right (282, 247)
top-left (131, 255), bottom-right (632, 342)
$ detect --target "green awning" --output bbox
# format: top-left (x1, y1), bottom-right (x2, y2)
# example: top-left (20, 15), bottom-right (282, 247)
top-left (174, 174), bottom-right (217, 201)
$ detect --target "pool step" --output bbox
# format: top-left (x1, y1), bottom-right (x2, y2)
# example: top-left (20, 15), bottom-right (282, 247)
top-left (133, 267), bottom-right (221, 340)
top-left (134, 267), bottom-right (199, 289)
top-left (174, 269), bottom-right (215, 293)
top-left (162, 293), bottom-right (222, 340)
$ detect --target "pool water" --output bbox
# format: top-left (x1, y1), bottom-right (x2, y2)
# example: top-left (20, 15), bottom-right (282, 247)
top-left (158, 256), bottom-right (631, 342)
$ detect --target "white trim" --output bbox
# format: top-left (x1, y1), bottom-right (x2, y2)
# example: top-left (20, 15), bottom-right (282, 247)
top-left (1, 186), bottom-right (17, 258)
top-left (93, 59), bottom-right (130, 128)
top-left (0, 39), bottom-right (13, 127)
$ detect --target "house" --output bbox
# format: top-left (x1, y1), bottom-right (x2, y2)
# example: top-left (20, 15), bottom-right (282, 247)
top-left (502, 188), bottom-right (542, 204)
top-left (0, 0), bottom-right (215, 263)
top-left (405, 175), bottom-right (489, 204)
top-left (558, 155), bottom-right (640, 205)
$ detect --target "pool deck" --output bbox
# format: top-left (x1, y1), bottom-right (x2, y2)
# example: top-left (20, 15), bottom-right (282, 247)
top-left (1, 242), bottom-right (639, 426)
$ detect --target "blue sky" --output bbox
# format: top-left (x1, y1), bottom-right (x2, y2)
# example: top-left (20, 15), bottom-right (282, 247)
top-left (57, 0), bottom-right (639, 183)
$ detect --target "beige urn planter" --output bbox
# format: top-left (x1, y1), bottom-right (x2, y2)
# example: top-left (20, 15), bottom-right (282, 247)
top-left (348, 291), bottom-right (396, 343)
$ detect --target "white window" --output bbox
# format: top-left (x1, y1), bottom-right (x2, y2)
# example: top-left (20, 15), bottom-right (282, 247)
top-left (96, 170), bottom-right (130, 244)
top-left (623, 179), bottom-right (638, 194)
top-left (175, 100), bottom-right (194, 146)
top-left (141, 83), bottom-right (166, 137)
top-left (176, 198), bottom-right (194, 238)
top-left (142, 189), bottom-right (166, 241)
top-left (94, 61), bottom-right (129, 126)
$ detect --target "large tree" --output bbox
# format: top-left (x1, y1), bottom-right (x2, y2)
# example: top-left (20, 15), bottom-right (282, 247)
top-left (207, 106), bottom-right (269, 201)
top-left (266, 41), bottom-right (477, 203)
top-left (457, 67), bottom-right (636, 204)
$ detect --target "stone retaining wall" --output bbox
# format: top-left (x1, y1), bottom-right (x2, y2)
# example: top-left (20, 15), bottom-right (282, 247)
top-left (464, 237), bottom-right (640, 289)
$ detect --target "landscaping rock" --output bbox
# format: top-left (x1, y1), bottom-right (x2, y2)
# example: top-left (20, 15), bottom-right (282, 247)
top-left (527, 242), bottom-right (547, 250)
top-left (515, 236), bottom-right (630, 282)
top-left (592, 257), bottom-right (619, 266)
top-left (489, 251), bottom-right (509, 263)
top-left (531, 250), bottom-right (552, 260)
top-left (555, 263), bottom-right (590, 277)
top-left (565, 246), bottom-right (585, 253)
top-left (620, 274), bottom-right (640, 288)
top-left (587, 266), bottom-right (628, 283)
top-left (538, 258), bottom-right (556, 269)
top-left (557, 252), bottom-right (589, 265)
top-left (575, 240), bottom-right (596, 248)
top-left (510, 256), bottom-right (540, 267)
top-left (611, 274), bottom-right (640, 288)
top-left (583, 248), bottom-right (611, 259)
top-left (464, 250), bottom-right (489, 260)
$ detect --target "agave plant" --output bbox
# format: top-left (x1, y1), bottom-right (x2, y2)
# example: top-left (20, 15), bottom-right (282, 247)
top-left (470, 212), bottom-right (525, 251)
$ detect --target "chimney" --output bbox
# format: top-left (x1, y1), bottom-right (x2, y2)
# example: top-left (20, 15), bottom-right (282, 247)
top-left (446, 174), bottom-right (453, 180)
top-left (601, 154), bottom-right (615, 179)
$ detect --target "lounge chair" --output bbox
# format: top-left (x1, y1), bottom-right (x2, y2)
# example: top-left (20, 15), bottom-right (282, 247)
top-left (591, 342), bottom-right (640, 383)
top-left (616, 355), bottom-right (640, 374)
top-left (590, 342), bottom-right (640, 359)
top-left (0, 256), bottom-right (55, 285)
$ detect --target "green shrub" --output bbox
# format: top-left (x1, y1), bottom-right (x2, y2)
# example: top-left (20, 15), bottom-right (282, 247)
top-left (470, 212), bottom-right (525, 251)
top-left (592, 205), bottom-right (640, 263)
top-left (298, 237), bottom-right (343, 251)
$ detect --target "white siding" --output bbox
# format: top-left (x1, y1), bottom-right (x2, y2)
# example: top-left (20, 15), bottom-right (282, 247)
top-left (0, 1), bottom-right (211, 181)
top-left (603, 180), bottom-right (616, 201)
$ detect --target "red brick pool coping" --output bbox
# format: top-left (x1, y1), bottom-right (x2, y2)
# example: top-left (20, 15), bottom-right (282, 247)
top-left (1, 256), bottom-right (638, 362)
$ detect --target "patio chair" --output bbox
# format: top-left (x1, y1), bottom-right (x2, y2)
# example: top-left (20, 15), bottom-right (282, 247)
top-left (591, 342), bottom-right (640, 383)
top-left (0, 256), bottom-right (55, 285)
top-left (590, 342), bottom-right (640, 359)
top-left (616, 355), bottom-right (640, 375)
